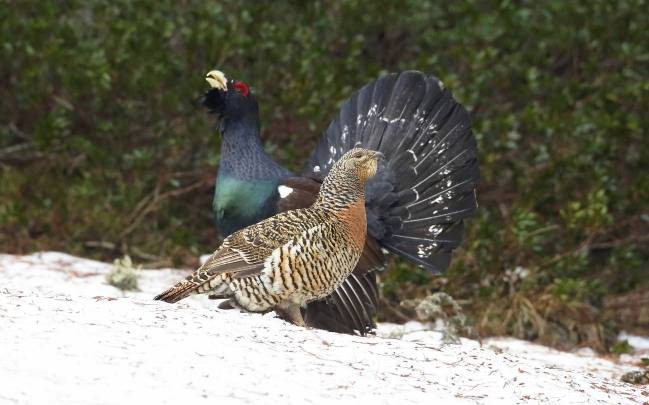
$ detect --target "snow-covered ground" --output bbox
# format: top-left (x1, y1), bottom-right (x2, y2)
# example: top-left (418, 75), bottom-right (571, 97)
top-left (0, 252), bottom-right (647, 405)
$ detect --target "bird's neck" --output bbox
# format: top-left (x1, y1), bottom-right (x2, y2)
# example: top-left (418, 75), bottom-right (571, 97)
top-left (218, 119), bottom-right (291, 181)
top-left (316, 170), bottom-right (368, 250)
top-left (314, 171), bottom-right (365, 212)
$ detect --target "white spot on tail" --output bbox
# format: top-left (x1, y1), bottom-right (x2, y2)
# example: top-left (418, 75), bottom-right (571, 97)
top-left (277, 185), bottom-right (294, 198)
top-left (313, 165), bottom-right (321, 173)
top-left (428, 225), bottom-right (443, 237)
top-left (431, 196), bottom-right (444, 205)
top-left (416, 243), bottom-right (438, 258)
top-left (380, 116), bottom-right (404, 124)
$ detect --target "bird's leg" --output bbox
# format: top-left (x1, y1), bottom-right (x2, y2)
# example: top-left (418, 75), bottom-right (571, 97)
top-left (275, 302), bottom-right (306, 327)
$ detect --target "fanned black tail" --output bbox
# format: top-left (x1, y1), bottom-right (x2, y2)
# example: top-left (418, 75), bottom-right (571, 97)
top-left (304, 272), bottom-right (379, 335)
top-left (306, 71), bottom-right (479, 273)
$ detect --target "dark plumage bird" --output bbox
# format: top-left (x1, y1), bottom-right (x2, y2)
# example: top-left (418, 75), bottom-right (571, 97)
top-left (155, 148), bottom-right (382, 326)
top-left (201, 69), bottom-right (479, 335)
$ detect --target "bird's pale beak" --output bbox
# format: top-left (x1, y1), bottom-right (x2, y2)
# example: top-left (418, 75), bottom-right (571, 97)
top-left (206, 70), bottom-right (228, 91)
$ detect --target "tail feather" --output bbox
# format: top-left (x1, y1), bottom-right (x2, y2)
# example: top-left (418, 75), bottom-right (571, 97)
top-left (305, 71), bottom-right (479, 273)
top-left (154, 268), bottom-right (217, 303)
top-left (153, 280), bottom-right (199, 303)
top-left (304, 272), bottom-right (378, 336)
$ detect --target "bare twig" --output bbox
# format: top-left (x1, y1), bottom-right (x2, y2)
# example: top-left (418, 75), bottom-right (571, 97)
top-left (589, 233), bottom-right (649, 250)
top-left (0, 143), bottom-right (31, 157)
top-left (84, 240), bottom-right (118, 251)
top-left (119, 177), bottom-right (211, 240)
top-left (84, 240), bottom-right (165, 265)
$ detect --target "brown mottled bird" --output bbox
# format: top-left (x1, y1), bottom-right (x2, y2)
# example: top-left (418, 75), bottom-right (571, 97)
top-left (154, 148), bottom-right (382, 326)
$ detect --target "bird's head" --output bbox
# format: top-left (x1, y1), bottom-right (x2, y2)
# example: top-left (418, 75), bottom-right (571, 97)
top-left (203, 69), bottom-right (258, 124)
top-left (337, 148), bottom-right (383, 182)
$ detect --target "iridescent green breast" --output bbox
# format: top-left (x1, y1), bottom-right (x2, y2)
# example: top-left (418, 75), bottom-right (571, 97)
top-left (213, 173), bottom-right (280, 238)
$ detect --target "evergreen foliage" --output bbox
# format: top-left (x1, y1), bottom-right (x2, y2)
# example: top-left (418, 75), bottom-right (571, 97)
top-left (2, 1), bottom-right (647, 349)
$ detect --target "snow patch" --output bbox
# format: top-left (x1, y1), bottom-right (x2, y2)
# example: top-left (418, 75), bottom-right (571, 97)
top-left (0, 252), bottom-right (646, 405)
top-left (619, 332), bottom-right (649, 351)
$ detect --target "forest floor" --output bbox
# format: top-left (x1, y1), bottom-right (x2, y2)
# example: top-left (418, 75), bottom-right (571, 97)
top-left (1, 252), bottom-right (647, 405)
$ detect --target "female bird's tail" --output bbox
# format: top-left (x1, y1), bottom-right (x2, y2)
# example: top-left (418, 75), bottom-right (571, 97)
top-left (154, 267), bottom-right (216, 303)
top-left (305, 71), bottom-right (479, 273)
top-left (154, 280), bottom-right (198, 303)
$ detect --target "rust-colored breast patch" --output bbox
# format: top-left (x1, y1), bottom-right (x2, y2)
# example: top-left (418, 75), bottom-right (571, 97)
top-left (333, 198), bottom-right (367, 251)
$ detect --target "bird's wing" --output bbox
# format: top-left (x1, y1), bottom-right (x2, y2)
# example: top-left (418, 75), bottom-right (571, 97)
top-left (304, 71), bottom-right (479, 273)
top-left (201, 209), bottom-right (315, 278)
top-left (276, 176), bottom-right (321, 213)
top-left (154, 210), bottom-right (317, 304)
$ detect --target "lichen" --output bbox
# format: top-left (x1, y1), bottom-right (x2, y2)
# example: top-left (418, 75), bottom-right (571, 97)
top-left (620, 370), bottom-right (648, 385)
top-left (401, 292), bottom-right (475, 345)
top-left (106, 255), bottom-right (140, 291)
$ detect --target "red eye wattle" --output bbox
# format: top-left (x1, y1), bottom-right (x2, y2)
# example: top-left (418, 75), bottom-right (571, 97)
top-left (233, 81), bottom-right (249, 97)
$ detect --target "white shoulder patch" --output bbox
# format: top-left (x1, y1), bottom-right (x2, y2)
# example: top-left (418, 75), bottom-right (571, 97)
top-left (277, 185), bottom-right (294, 199)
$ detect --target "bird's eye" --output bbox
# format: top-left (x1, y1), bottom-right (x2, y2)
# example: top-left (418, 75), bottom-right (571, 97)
top-left (233, 81), bottom-right (250, 97)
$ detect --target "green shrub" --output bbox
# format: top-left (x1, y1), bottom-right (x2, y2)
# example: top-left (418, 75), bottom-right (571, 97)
top-left (611, 339), bottom-right (632, 355)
